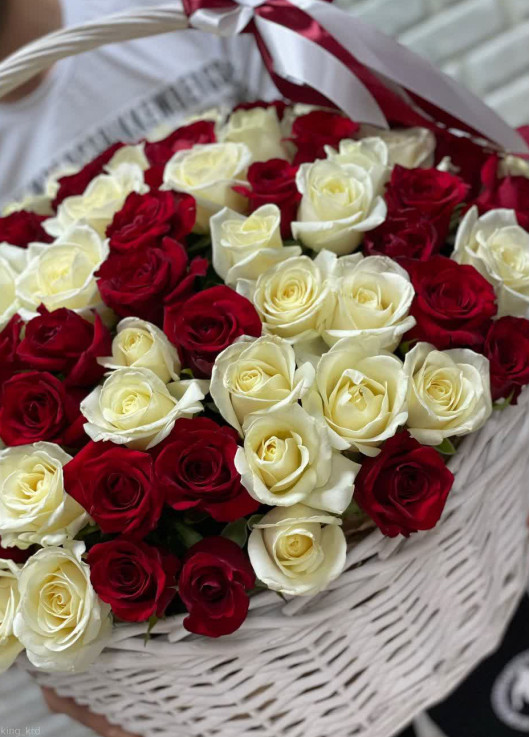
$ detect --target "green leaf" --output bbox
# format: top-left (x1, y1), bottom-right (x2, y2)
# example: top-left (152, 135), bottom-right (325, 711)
top-left (342, 500), bottom-right (364, 519)
top-left (435, 438), bottom-right (457, 455)
top-left (398, 340), bottom-right (414, 357)
top-left (76, 522), bottom-right (100, 540)
top-left (144, 615), bottom-right (159, 645)
top-left (174, 521), bottom-right (203, 549)
top-left (493, 391), bottom-right (515, 411)
top-left (246, 514), bottom-right (264, 530)
top-left (180, 367), bottom-right (195, 379)
top-left (221, 518), bottom-right (248, 547)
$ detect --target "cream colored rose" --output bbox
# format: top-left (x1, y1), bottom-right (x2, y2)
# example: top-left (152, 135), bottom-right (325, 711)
top-left (16, 224), bottom-right (109, 318)
top-left (0, 243), bottom-right (27, 328)
top-left (404, 342), bottom-right (492, 446)
top-left (248, 503), bottom-right (347, 596)
top-left (235, 405), bottom-right (359, 514)
top-left (98, 317), bottom-right (181, 383)
top-left (322, 252), bottom-right (415, 350)
top-left (81, 367), bottom-right (205, 450)
top-left (325, 137), bottom-right (390, 194)
top-left (0, 443), bottom-right (87, 550)
top-left (359, 125), bottom-right (436, 168)
top-left (105, 144), bottom-right (149, 173)
top-left (291, 159), bottom-right (387, 255)
top-left (210, 335), bottom-right (315, 434)
top-left (44, 163), bottom-right (147, 238)
top-left (0, 560), bottom-right (23, 673)
top-left (13, 543), bottom-right (112, 673)
top-left (453, 206), bottom-right (528, 317)
top-left (304, 337), bottom-right (408, 455)
top-left (498, 155), bottom-right (529, 178)
top-left (241, 252), bottom-right (334, 343)
top-left (219, 107), bottom-right (287, 163)
top-left (163, 142), bottom-right (252, 232)
top-left (211, 205), bottom-right (301, 287)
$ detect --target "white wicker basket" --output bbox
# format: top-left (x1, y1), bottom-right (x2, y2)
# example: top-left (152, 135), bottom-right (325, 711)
top-left (1, 5), bottom-right (528, 737)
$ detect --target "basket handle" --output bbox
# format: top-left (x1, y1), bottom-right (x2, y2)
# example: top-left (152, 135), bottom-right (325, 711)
top-left (0, 4), bottom-right (188, 99)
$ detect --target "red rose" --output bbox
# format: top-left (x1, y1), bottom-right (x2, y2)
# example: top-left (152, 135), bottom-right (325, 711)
top-left (0, 537), bottom-right (32, 563)
top-left (234, 159), bottom-right (301, 238)
top-left (434, 130), bottom-right (491, 197)
top-left (87, 538), bottom-right (180, 622)
top-left (64, 441), bottom-right (163, 538)
top-left (17, 307), bottom-right (111, 387)
top-left (0, 371), bottom-right (85, 447)
top-left (164, 285), bottom-right (262, 378)
top-left (179, 537), bottom-right (255, 637)
top-left (106, 190), bottom-right (196, 253)
top-left (354, 431), bottom-right (454, 537)
top-left (475, 155), bottom-right (529, 230)
top-left (403, 256), bottom-right (497, 350)
top-left (0, 315), bottom-right (22, 383)
top-left (0, 210), bottom-right (52, 247)
top-left (363, 209), bottom-right (439, 260)
top-left (53, 142), bottom-right (123, 207)
top-left (233, 99), bottom-right (287, 119)
top-left (144, 120), bottom-right (216, 188)
top-left (154, 417), bottom-right (259, 522)
top-left (290, 111), bottom-right (359, 164)
top-left (97, 237), bottom-right (206, 325)
top-left (385, 165), bottom-right (469, 242)
top-left (482, 317), bottom-right (529, 404)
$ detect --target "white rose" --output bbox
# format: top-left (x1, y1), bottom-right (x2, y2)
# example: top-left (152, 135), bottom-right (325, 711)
top-left (211, 335), bottom-right (315, 434)
top-left (0, 560), bottom-right (23, 673)
top-left (304, 337), bottom-right (408, 455)
top-left (81, 367), bottom-right (205, 450)
top-left (0, 443), bottom-right (87, 549)
top-left (325, 137), bottom-right (390, 194)
top-left (322, 251), bottom-right (415, 350)
top-left (13, 543), bottom-right (112, 673)
top-left (248, 503), bottom-right (347, 596)
top-left (404, 342), bottom-right (492, 446)
top-left (105, 144), bottom-right (149, 173)
top-left (163, 142), bottom-right (252, 232)
top-left (241, 252), bottom-right (334, 343)
top-left (16, 224), bottom-right (109, 318)
top-left (98, 317), bottom-right (181, 383)
top-left (0, 243), bottom-right (27, 329)
top-left (44, 163), bottom-right (148, 238)
top-left (498, 154), bottom-right (529, 178)
top-left (453, 206), bottom-right (528, 317)
top-left (291, 159), bottom-right (387, 255)
top-left (359, 125), bottom-right (436, 168)
top-left (219, 107), bottom-right (287, 163)
top-left (211, 205), bottom-right (301, 287)
top-left (235, 405), bottom-right (359, 514)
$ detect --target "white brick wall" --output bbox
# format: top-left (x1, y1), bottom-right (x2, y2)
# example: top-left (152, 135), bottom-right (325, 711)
top-left (337, 0), bottom-right (529, 126)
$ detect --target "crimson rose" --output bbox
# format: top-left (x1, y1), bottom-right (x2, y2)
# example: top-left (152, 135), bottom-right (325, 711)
top-left (107, 190), bottom-right (196, 253)
top-left (475, 154), bottom-right (529, 230)
top-left (354, 431), bottom-right (454, 537)
top-left (64, 442), bottom-right (163, 538)
top-left (234, 99), bottom-right (287, 119)
top-left (179, 537), bottom-right (255, 637)
top-left (0, 371), bottom-right (85, 447)
top-left (53, 142), bottom-right (123, 207)
top-left (403, 256), bottom-right (497, 350)
top-left (483, 317), bottom-right (529, 404)
top-left (87, 538), bottom-right (180, 622)
top-left (363, 209), bottom-right (438, 260)
top-left (164, 285), bottom-right (262, 378)
top-left (0, 210), bottom-right (52, 247)
top-left (97, 237), bottom-right (206, 325)
top-left (0, 315), bottom-right (22, 383)
top-left (290, 111), bottom-right (359, 164)
top-left (0, 537), bottom-right (32, 563)
top-left (385, 165), bottom-right (469, 242)
top-left (154, 417), bottom-right (259, 522)
top-left (17, 308), bottom-right (111, 387)
top-left (144, 120), bottom-right (216, 188)
top-left (434, 130), bottom-right (491, 197)
top-left (234, 159), bottom-right (301, 238)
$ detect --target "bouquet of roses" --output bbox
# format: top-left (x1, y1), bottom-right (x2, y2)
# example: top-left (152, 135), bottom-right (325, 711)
top-left (0, 102), bottom-right (527, 675)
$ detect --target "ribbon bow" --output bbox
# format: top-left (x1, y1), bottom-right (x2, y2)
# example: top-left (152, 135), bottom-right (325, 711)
top-left (182, 0), bottom-right (525, 153)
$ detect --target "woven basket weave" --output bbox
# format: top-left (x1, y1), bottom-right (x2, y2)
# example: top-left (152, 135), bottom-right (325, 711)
top-left (1, 6), bottom-right (528, 737)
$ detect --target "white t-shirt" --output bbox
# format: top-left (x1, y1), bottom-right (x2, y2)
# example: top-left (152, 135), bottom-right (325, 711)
top-left (0, 0), bottom-right (274, 206)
